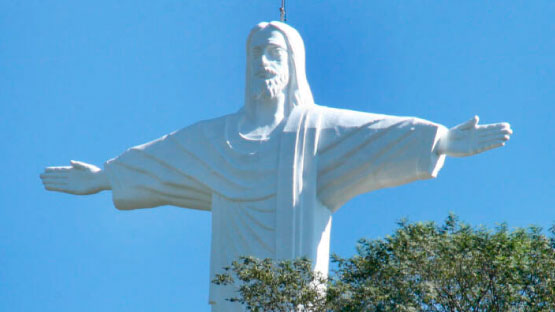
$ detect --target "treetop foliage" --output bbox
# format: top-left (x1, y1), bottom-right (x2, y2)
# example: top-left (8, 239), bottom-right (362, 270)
top-left (214, 214), bottom-right (555, 312)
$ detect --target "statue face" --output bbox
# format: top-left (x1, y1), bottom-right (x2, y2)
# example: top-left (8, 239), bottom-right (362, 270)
top-left (249, 29), bottom-right (290, 100)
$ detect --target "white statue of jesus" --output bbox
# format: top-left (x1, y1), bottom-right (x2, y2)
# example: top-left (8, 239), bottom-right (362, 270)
top-left (41, 21), bottom-right (512, 311)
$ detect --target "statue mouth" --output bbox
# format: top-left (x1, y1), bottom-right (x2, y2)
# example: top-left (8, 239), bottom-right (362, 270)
top-left (256, 68), bottom-right (278, 79)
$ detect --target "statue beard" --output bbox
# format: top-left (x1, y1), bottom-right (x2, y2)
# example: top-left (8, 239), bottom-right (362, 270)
top-left (252, 70), bottom-right (289, 101)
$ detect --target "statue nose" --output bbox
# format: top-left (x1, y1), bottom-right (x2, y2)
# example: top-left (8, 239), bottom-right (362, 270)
top-left (261, 53), bottom-right (270, 66)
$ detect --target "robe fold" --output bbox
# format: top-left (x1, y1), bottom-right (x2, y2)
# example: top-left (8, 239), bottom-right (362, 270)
top-left (104, 104), bottom-right (446, 311)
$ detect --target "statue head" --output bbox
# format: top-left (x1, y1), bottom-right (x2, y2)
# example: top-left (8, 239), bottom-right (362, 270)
top-left (245, 21), bottom-right (315, 114)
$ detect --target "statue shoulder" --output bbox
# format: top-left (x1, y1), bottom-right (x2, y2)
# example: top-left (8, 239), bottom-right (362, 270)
top-left (170, 113), bottom-right (233, 141)
top-left (306, 104), bottom-right (392, 130)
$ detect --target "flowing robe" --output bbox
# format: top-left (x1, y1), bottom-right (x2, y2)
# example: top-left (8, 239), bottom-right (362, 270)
top-left (103, 104), bottom-right (447, 311)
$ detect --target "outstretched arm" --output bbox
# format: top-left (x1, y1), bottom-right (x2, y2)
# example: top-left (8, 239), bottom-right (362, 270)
top-left (40, 160), bottom-right (111, 195)
top-left (436, 116), bottom-right (512, 157)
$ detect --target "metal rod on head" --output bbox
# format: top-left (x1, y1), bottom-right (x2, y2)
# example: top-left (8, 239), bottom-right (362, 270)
top-left (280, 0), bottom-right (286, 22)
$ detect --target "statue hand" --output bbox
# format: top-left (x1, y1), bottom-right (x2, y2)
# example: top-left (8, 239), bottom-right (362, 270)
top-left (437, 116), bottom-right (512, 157)
top-left (40, 160), bottom-right (111, 195)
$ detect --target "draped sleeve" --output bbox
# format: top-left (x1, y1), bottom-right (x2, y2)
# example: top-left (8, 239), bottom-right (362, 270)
top-left (103, 122), bottom-right (217, 211)
top-left (315, 107), bottom-right (447, 212)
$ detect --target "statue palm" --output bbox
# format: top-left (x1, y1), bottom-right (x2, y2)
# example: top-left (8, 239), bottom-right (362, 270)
top-left (40, 160), bottom-right (110, 195)
top-left (437, 116), bottom-right (512, 157)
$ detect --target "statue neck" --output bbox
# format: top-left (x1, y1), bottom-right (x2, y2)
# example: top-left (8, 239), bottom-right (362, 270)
top-left (240, 92), bottom-right (286, 140)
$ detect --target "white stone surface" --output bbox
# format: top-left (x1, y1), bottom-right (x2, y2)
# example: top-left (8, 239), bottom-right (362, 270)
top-left (40, 21), bottom-right (512, 311)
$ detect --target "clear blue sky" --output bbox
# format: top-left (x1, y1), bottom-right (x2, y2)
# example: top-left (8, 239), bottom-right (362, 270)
top-left (1, 1), bottom-right (554, 311)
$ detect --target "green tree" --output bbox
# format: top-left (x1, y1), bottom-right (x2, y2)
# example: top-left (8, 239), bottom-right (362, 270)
top-left (214, 215), bottom-right (555, 312)
top-left (213, 257), bottom-right (329, 312)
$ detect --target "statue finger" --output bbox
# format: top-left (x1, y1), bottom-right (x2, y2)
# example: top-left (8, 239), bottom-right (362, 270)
top-left (40, 177), bottom-right (69, 184)
top-left (44, 184), bottom-right (71, 192)
top-left (496, 128), bottom-right (512, 135)
top-left (43, 181), bottom-right (69, 188)
top-left (478, 140), bottom-right (508, 150)
top-left (478, 127), bottom-right (512, 137)
top-left (40, 172), bottom-right (68, 178)
top-left (479, 122), bottom-right (510, 130)
top-left (43, 179), bottom-right (69, 186)
top-left (45, 166), bottom-right (72, 172)
top-left (40, 172), bottom-right (70, 179)
top-left (477, 142), bottom-right (505, 154)
top-left (41, 180), bottom-right (69, 189)
top-left (479, 134), bottom-right (511, 142)
top-left (70, 160), bottom-right (89, 170)
top-left (479, 139), bottom-right (506, 149)
top-left (456, 115), bottom-right (479, 130)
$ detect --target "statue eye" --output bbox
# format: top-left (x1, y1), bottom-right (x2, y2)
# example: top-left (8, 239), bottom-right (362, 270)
top-left (269, 47), bottom-right (285, 59)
